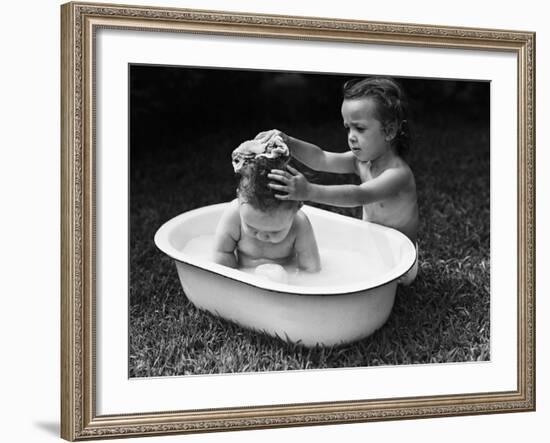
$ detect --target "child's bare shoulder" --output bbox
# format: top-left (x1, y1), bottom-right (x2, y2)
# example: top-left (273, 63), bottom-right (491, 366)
top-left (220, 198), bottom-right (241, 218)
top-left (225, 198), bottom-right (240, 212)
top-left (216, 199), bottom-right (241, 238)
top-left (386, 157), bottom-right (415, 181)
top-left (293, 208), bottom-right (314, 232)
top-left (399, 158), bottom-right (416, 182)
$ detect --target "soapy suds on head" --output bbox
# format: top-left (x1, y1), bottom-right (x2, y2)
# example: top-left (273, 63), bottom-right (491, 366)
top-left (182, 235), bottom-right (388, 287)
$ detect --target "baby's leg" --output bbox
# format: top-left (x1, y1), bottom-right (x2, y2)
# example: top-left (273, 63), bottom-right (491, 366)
top-left (254, 263), bottom-right (288, 284)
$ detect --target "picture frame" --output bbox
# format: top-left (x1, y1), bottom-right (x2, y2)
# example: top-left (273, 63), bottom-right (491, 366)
top-left (61, 1), bottom-right (535, 440)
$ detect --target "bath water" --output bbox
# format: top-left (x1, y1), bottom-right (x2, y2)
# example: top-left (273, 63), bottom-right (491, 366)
top-left (182, 235), bottom-right (388, 287)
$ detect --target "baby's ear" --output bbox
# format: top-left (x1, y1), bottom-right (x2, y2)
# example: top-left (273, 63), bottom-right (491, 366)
top-left (384, 121), bottom-right (398, 141)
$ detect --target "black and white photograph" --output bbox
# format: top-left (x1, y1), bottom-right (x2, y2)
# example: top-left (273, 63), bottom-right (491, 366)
top-left (129, 65), bottom-right (490, 377)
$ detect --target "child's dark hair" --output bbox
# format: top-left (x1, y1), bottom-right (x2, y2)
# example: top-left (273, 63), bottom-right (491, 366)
top-left (343, 77), bottom-right (410, 156)
top-left (236, 157), bottom-right (301, 212)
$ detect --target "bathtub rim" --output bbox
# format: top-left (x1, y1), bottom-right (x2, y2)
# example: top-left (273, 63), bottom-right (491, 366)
top-left (154, 202), bottom-right (416, 296)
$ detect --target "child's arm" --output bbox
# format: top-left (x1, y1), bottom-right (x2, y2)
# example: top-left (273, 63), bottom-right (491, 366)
top-left (256, 129), bottom-right (356, 174)
top-left (269, 165), bottom-right (410, 207)
top-left (212, 201), bottom-right (240, 268)
top-left (293, 211), bottom-right (321, 272)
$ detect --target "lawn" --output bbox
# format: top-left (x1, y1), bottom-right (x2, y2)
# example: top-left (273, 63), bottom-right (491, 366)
top-left (129, 104), bottom-right (490, 377)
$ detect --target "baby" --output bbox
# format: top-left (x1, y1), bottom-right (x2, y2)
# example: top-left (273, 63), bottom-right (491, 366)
top-left (212, 134), bottom-right (321, 281)
top-left (258, 77), bottom-right (419, 284)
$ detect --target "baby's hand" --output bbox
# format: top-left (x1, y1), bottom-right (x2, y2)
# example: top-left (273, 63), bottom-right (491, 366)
top-left (255, 129), bottom-right (289, 145)
top-left (268, 165), bottom-right (311, 201)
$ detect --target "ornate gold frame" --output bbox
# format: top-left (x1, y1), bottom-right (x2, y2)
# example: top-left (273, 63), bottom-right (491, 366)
top-left (61, 2), bottom-right (535, 440)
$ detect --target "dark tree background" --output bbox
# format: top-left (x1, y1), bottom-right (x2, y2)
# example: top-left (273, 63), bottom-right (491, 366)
top-left (130, 65), bottom-right (489, 163)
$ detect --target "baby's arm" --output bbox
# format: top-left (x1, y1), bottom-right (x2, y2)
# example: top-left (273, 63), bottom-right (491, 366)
top-left (212, 200), bottom-right (240, 268)
top-left (271, 164), bottom-right (410, 207)
top-left (293, 211), bottom-right (321, 272)
top-left (256, 129), bottom-right (355, 174)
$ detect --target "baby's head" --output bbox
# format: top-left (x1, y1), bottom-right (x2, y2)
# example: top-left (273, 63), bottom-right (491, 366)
top-left (233, 137), bottom-right (301, 243)
top-left (342, 77), bottom-right (410, 156)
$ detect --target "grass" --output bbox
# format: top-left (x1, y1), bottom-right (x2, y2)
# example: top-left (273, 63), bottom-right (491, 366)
top-left (129, 113), bottom-right (490, 377)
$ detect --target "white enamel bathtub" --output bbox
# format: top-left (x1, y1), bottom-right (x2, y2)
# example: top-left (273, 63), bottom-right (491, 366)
top-left (154, 203), bottom-right (416, 347)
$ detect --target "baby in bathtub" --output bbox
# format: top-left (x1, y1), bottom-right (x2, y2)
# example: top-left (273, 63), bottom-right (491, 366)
top-left (212, 134), bottom-right (321, 283)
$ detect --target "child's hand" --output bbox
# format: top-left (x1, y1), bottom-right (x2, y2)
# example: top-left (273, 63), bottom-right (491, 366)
top-left (255, 129), bottom-right (289, 145)
top-left (268, 165), bottom-right (311, 201)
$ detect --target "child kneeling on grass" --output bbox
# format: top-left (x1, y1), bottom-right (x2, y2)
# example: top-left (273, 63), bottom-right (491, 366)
top-left (258, 76), bottom-right (419, 284)
top-left (212, 134), bottom-right (321, 283)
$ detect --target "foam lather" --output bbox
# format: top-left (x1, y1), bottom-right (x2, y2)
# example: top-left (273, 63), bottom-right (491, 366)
top-left (231, 134), bottom-right (289, 174)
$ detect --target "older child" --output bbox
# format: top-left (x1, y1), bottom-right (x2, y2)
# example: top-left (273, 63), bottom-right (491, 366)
top-left (212, 135), bottom-right (321, 281)
top-left (259, 77), bottom-right (419, 283)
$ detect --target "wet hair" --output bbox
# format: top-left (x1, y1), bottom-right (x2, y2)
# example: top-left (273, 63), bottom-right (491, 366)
top-left (236, 156), bottom-right (301, 213)
top-left (343, 77), bottom-right (410, 156)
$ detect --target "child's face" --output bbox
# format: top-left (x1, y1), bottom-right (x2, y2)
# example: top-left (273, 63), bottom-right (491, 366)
top-left (341, 97), bottom-right (394, 162)
top-left (239, 203), bottom-right (295, 243)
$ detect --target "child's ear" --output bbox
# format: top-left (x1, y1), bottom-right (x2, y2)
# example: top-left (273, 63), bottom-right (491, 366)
top-left (384, 121), bottom-right (398, 141)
